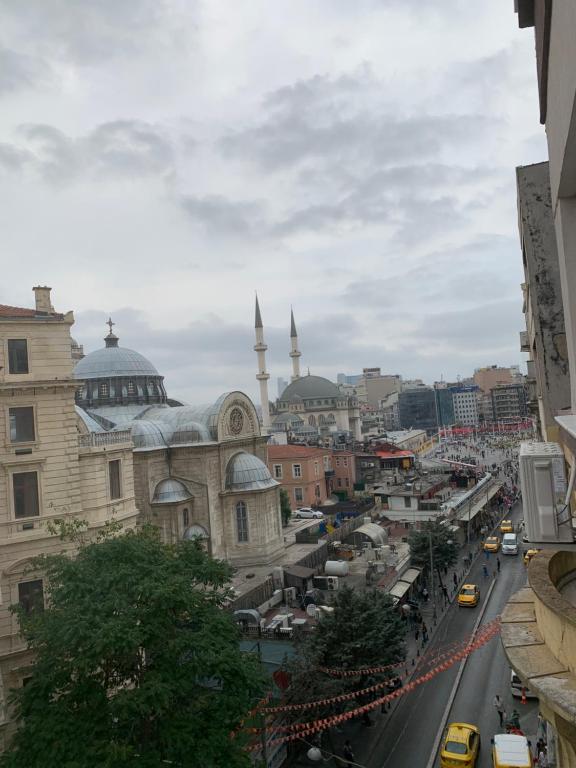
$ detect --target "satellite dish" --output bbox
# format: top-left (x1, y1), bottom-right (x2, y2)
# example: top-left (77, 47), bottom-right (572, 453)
top-left (306, 603), bottom-right (317, 617)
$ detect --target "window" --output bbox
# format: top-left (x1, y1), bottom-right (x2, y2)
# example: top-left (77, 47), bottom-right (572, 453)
top-left (13, 472), bottom-right (39, 518)
top-left (9, 407), bottom-right (35, 443)
top-left (273, 464), bottom-right (283, 479)
top-left (108, 460), bottom-right (122, 500)
top-left (336, 458), bottom-right (340, 467)
top-left (403, 496), bottom-right (411, 508)
top-left (98, 382), bottom-right (109, 398)
top-left (345, 478), bottom-right (349, 487)
top-left (236, 501), bottom-right (248, 542)
top-left (314, 461), bottom-right (319, 477)
top-left (18, 579), bottom-right (44, 615)
top-left (294, 488), bottom-right (304, 503)
top-left (323, 456), bottom-right (330, 471)
top-left (292, 464), bottom-right (302, 478)
top-left (183, 508), bottom-right (189, 527)
top-left (337, 478), bottom-right (342, 487)
top-left (8, 340), bottom-right (28, 374)
top-left (315, 484), bottom-right (321, 498)
top-left (343, 457), bottom-right (348, 467)
top-left (127, 381), bottom-right (136, 395)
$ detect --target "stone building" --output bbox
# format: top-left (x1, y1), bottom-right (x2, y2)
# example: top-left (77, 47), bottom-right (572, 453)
top-left (74, 326), bottom-right (284, 567)
top-left (0, 287), bottom-right (139, 746)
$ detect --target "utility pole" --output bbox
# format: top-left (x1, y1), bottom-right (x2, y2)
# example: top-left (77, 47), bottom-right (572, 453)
top-left (429, 528), bottom-right (437, 622)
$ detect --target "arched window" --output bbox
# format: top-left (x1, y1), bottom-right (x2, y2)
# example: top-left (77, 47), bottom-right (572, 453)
top-left (98, 381), bottom-right (109, 398)
top-left (236, 501), bottom-right (248, 542)
top-left (308, 414), bottom-right (316, 426)
top-left (327, 413), bottom-right (336, 424)
top-left (182, 508), bottom-right (189, 527)
top-left (318, 414), bottom-right (326, 426)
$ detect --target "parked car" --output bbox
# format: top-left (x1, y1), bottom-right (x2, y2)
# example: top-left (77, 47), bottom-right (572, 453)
top-left (295, 507), bottom-right (324, 519)
top-left (440, 722), bottom-right (480, 767)
top-left (483, 536), bottom-right (500, 553)
top-left (501, 533), bottom-right (519, 555)
top-left (523, 548), bottom-right (540, 566)
top-left (510, 671), bottom-right (537, 700)
top-left (458, 584), bottom-right (480, 608)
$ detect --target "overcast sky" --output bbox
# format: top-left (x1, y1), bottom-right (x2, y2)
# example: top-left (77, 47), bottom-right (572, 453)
top-left (0, 1), bottom-right (545, 404)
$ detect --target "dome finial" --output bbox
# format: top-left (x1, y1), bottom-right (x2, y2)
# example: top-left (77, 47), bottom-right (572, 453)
top-left (105, 316), bottom-right (119, 348)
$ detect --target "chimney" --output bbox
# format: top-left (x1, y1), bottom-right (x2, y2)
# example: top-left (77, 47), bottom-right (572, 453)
top-left (32, 286), bottom-right (54, 314)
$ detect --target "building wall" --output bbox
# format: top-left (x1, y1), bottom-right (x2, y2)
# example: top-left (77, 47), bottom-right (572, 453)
top-left (332, 451), bottom-right (356, 496)
top-left (267, 450), bottom-right (329, 509)
top-left (398, 388), bottom-right (438, 433)
top-left (452, 389), bottom-right (479, 426)
top-left (473, 366), bottom-right (514, 394)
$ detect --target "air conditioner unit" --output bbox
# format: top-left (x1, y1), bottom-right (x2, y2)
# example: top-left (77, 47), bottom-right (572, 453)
top-left (284, 587), bottom-right (297, 606)
top-left (519, 442), bottom-right (573, 543)
top-left (266, 616), bottom-right (285, 632)
top-left (326, 576), bottom-right (339, 590)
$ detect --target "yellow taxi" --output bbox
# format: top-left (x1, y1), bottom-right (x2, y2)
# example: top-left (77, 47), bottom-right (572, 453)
top-left (457, 584), bottom-right (480, 608)
top-left (523, 548), bottom-right (540, 566)
top-left (483, 536), bottom-right (500, 553)
top-left (500, 520), bottom-right (513, 534)
top-left (440, 722), bottom-right (480, 767)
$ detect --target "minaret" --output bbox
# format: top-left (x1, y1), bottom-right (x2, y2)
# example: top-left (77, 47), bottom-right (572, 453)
top-left (254, 295), bottom-right (271, 433)
top-left (289, 307), bottom-right (302, 381)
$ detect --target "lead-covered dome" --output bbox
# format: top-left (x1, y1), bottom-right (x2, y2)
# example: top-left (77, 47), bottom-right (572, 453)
top-left (225, 452), bottom-right (277, 491)
top-left (280, 374), bottom-right (342, 402)
top-left (74, 345), bottom-right (159, 379)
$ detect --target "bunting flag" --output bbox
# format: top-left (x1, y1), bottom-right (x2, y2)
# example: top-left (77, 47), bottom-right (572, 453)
top-left (242, 618), bottom-right (500, 749)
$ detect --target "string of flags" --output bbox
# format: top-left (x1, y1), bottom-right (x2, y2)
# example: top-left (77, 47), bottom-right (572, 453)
top-left (259, 618), bottom-right (500, 716)
top-left (242, 618), bottom-right (500, 750)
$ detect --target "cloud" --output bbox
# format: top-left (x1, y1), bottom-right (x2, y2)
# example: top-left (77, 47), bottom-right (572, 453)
top-left (178, 194), bottom-right (266, 236)
top-left (7, 120), bottom-right (175, 184)
top-left (0, 46), bottom-right (48, 95)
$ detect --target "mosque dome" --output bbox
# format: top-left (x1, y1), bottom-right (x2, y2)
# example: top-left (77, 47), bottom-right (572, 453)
top-left (74, 344), bottom-right (159, 379)
top-left (225, 452), bottom-right (277, 491)
top-left (152, 478), bottom-right (193, 504)
top-left (279, 375), bottom-right (342, 402)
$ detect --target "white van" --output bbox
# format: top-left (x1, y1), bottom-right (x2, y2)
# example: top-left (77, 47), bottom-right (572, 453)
top-left (501, 533), bottom-right (519, 555)
top-left (510, 671), bottom-right (537, 700)
top-left (492, 733), bottom-right (531, 768)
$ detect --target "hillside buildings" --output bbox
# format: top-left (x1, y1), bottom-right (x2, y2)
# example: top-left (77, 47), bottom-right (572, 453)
top-left (0, 287), bottom-right (139, 746)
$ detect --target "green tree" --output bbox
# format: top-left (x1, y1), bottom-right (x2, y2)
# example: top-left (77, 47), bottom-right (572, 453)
top-left (1, 526), bottom-right (263, 768)
top-left (286, 585), bottom-right (405, 713)
top-left (279, 488), bottom-right (292, 527)
top-left (408, 520), bottom-right (459, 586)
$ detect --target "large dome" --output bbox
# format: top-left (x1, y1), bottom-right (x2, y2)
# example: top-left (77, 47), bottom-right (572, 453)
top-left (280, 375), bottom-right (341, 402)
top-left (74, 345), bottom-right (159, 380)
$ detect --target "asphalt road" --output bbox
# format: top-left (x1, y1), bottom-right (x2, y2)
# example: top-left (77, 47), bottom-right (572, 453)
top-left (367, 501), bottom-right (537, 768)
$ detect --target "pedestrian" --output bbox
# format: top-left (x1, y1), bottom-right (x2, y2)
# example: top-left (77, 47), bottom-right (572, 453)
top-left (422, 587), bottom-right (429, 602)
top-left (343, 740), bottom-right (355, 768)
top-left (497, 557), bottom-right (501, 573)
top-left (538, 749), bottom-right (548, 768)
top-left (453, 572), bottom-right (458, 587)
top-left (493, 694), bottom-right (505, 726)
top-left (483, 564), bottom-right (489, 579)
top-left (441, 584), bottom-right (448, 603)
top-left (414, 627), bottom-right (420, 641)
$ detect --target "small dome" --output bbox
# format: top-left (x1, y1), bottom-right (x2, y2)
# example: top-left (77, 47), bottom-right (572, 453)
top-left (152, 478), bottom-right (193, 504)
top-left (273, 412), bottom-right (304, 425)
top-left (225, 452), bottom-right (277, 491)
top-left (74, 345), bottom-right (159, 380)
top-left (280, 375), bottom-right (342, 402)
top-left (130, 420), bottom-right (168, 449)
top-left (183, 524), bottom-right (209, 541)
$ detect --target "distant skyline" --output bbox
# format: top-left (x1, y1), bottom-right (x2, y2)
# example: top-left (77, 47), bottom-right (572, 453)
top-left (1, 1), bottom-right (544, 403)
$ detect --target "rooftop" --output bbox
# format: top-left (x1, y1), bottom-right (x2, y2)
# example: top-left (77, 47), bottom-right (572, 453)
top-left (0, 304), bottom-right (64, 320)
top-left (267, 445), bottom-right (330, 459)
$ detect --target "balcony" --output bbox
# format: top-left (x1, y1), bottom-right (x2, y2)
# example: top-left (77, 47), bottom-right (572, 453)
top-left (78, 430), bottom-right (132, 450)
top-left (519, 330), bottom-right (529, 352)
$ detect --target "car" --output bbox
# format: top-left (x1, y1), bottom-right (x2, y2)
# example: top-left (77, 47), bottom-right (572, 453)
top-left (500, 520), bottom-right (514, 534)
top-left (501, 533), bottom-right (519, 555)
top-left (295, 507), bottom-right (324, 519)
top-left (458, 584), bottom-right (480, 608)
top-left (483, 536), bottom-right (500, 553)
top-left (492, 733), bottom-right (531, 768)
top-left (440, 722), bottom-right (480, 767)
top-left (510, 671), bottom-right (537, 700)
top-left (523, 548), bottom-right (540, 566)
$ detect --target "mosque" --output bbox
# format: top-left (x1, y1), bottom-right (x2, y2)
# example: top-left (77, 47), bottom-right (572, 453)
top-left (254, 297), bottom-right (361, 442)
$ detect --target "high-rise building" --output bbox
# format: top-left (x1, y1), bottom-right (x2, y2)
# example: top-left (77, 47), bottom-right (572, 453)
top-left (398, 386), bottom-right (438, 433)
top-left (490, 383), bottom-right (528, 422)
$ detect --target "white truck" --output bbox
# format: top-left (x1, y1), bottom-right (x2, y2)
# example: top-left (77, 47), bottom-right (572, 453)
top-left (492, 733), bottom-right (532, 768)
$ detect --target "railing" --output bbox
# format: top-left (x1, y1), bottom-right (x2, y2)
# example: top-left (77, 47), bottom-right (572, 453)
top-left (78, 430), bottom-right (132, 448)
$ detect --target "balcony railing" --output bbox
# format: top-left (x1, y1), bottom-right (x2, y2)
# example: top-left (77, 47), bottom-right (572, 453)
top-left (78, 430), bottom-right (132, 448)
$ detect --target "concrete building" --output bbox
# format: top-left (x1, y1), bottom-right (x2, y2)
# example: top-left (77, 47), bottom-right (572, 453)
top-left (517, 162), bottom-right (570, 441)
top-left (383, 429), bottom-right (428, 453)
top-left (0, 287), bottom-right (139, 746)
top-left (379, 391), bottom-right (401, 430)
top-left (266, 445), bottom-right (331, 509)
top-left (398, 386), bottom-right (438, 433)
top-left (491, 383), bottom-right (528, 422)
top-left (434, 384), bottom-right (456, 428)
top-left (452, 386), bottom-right (480, 426)
top-left (473, 366), bottom-right (514, 394)
top-left (374, 475), bottom-right (449, 522)
top-left (332, 450), bottom-right (357, 498)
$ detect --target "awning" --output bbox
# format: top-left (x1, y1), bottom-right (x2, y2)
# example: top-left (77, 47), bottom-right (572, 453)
top-left (388, 580), bottom-right (411, 600)
top-left (351, 523), bottom-right (387, 546)
top-left (400, 567), bottom-right (421, 585)
top-left (458, 483), bottom-right (502, 523)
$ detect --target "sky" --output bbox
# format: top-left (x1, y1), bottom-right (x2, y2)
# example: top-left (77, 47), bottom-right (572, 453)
top-left (0, 0), bottom-right (546, 404)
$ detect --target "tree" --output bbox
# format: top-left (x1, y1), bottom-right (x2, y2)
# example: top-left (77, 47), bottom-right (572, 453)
top-left (286, 585), bottom-right (405, 713)
top-left (408, 520), bottom-right (459, 586)
top-left (280, 488), bottom-right (292, 527)
top-left (1, 526), bottom-right (263, 768)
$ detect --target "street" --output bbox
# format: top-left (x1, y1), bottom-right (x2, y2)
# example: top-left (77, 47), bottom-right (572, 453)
top-left (367, 501), bottom-right (537, 768)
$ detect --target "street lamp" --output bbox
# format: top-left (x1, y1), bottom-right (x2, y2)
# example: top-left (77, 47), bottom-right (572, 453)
top-left (428, 528), bottom-right (437, 622)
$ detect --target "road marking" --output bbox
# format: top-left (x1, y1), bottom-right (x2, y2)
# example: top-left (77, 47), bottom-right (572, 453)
top-left (424, 577), bottom-right (498, 768)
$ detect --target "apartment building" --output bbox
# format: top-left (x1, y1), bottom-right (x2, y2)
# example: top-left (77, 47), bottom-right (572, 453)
top-left (267, 445), bottom-right (331, 509)
top-left (0, 287), bottom-right (138, 746)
